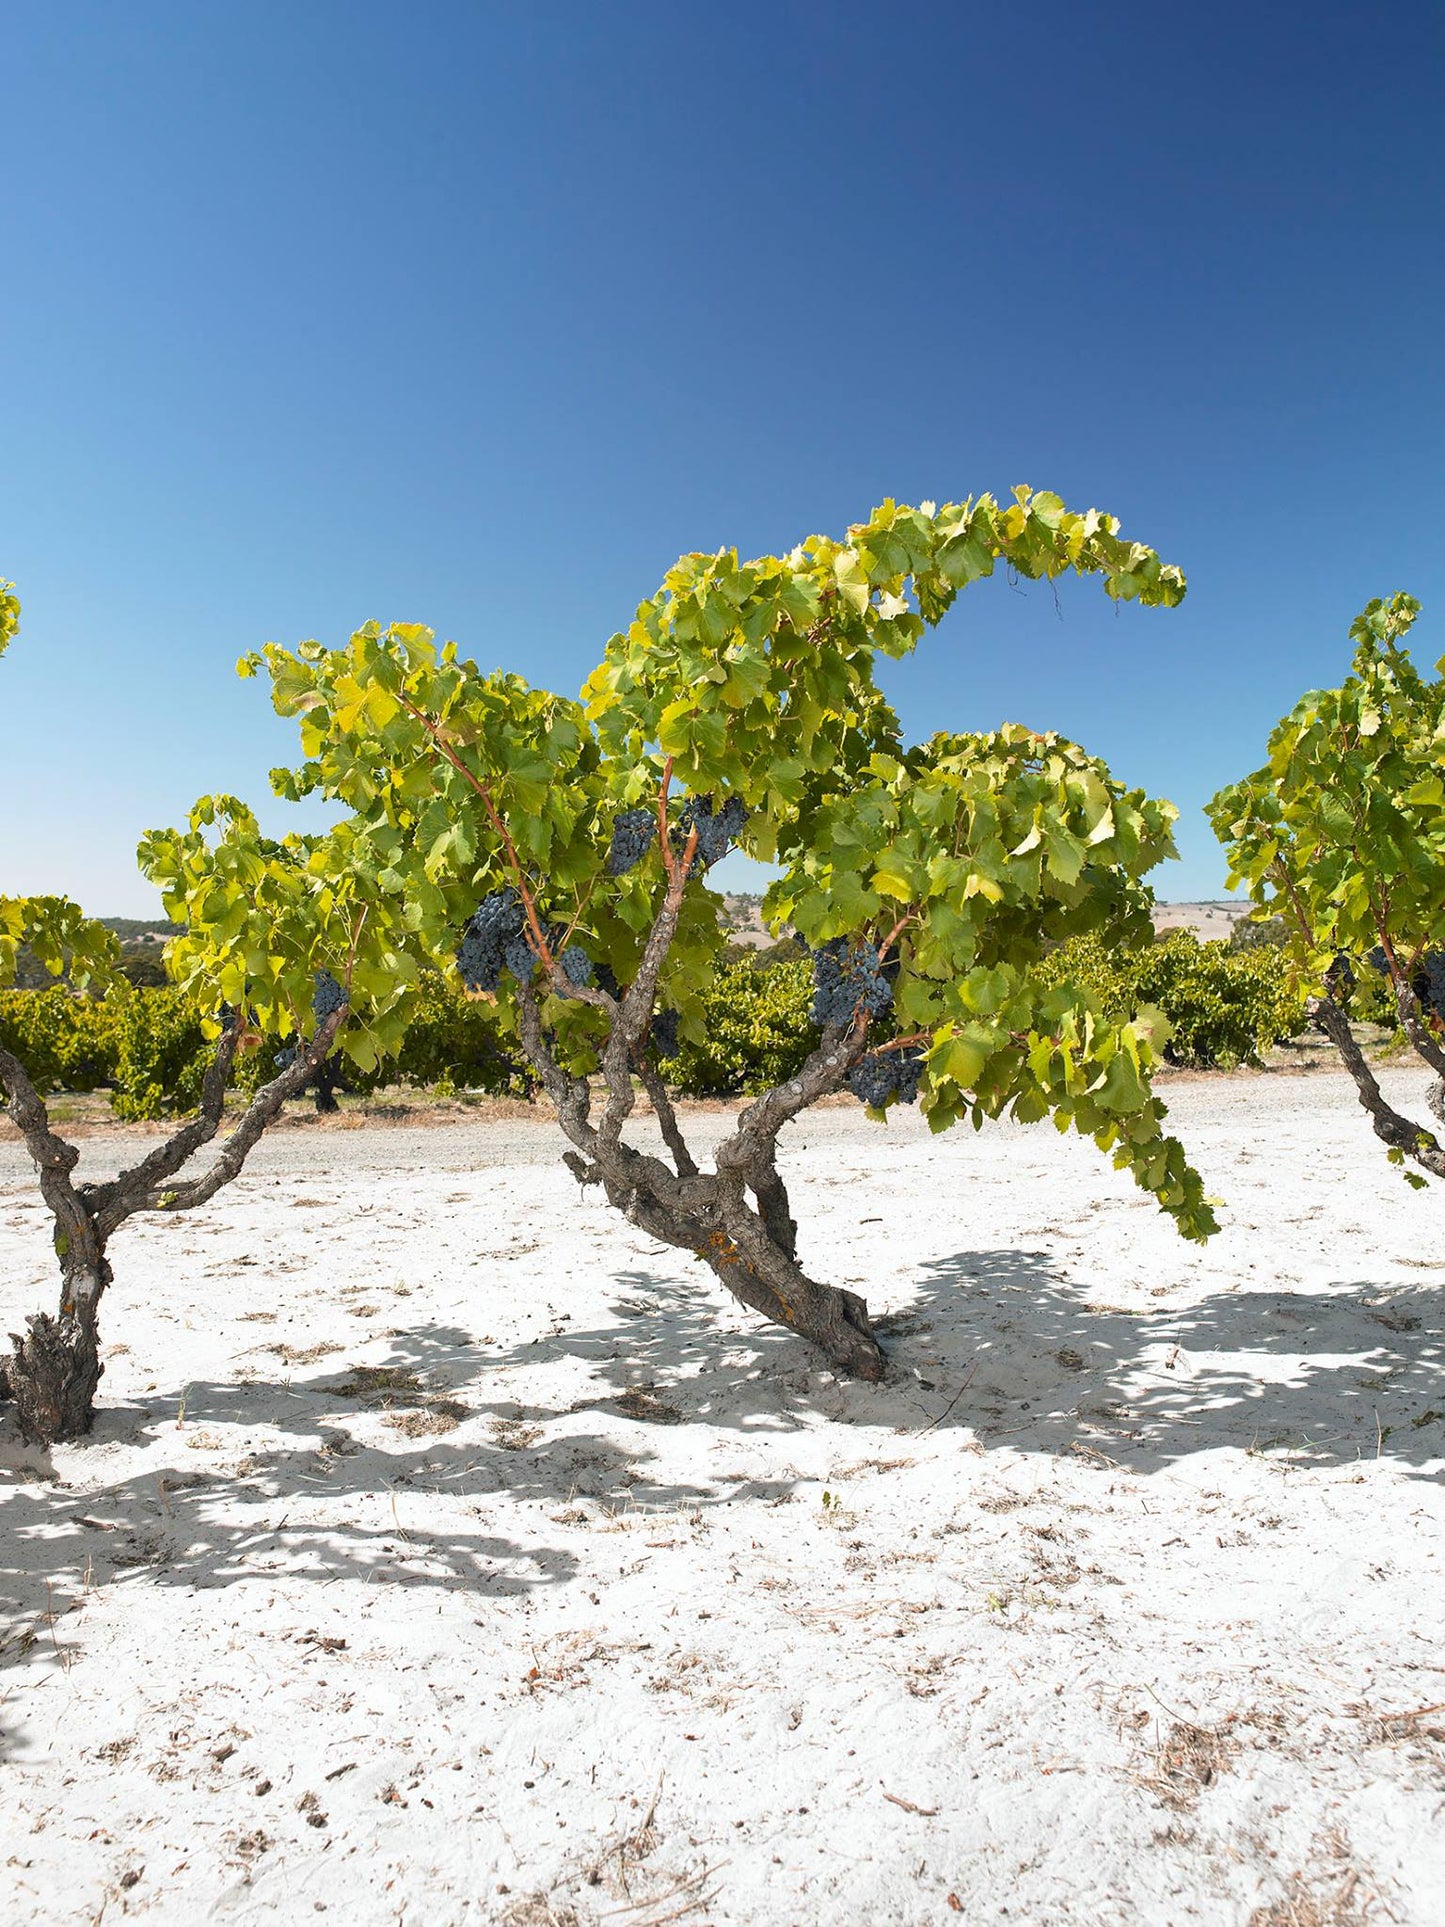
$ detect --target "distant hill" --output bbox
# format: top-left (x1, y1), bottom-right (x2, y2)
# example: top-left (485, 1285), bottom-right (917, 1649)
top-left (96, 918), bottom-right (183, 945)
top-left (719, 891), bottom-right (1252, 949)
top-left (1150, 900), bottom-right (1251, 940)
top-left (7, 917), bottom-right (182, 989)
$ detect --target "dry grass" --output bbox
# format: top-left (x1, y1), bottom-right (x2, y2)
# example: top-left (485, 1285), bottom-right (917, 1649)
top-left (613, 1389), bottom-right (683, 1426)
top-left (269, 1341), bottom-right (343, 1365)
top-left (1143, 1719), bottom-right (1237, 1810)
top-left (1249, 1865), bottom-right (1377, 1926)
top-left (384, 1400), bottom-right (469, 1438)
top-left (490, 1417), bottom-right (545, 1450)
top-left (328, 1364), bottom-right (425, 1406)
top-left (1348, 1698), bottom-right (1445, 1746)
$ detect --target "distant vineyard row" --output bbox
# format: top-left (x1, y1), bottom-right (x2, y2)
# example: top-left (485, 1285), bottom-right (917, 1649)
top-left (0, 932), bottom-right (1316, 1120)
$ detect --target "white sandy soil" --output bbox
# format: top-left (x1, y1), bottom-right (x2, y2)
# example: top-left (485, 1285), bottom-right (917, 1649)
top-left (1, 1070), bottom-right (1443, 1926)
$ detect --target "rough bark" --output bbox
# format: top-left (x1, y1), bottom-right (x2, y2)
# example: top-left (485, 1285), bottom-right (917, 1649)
top-left (8, 1257), bottom-right (111, 1445)
top-left (1310, 994), bottom-right (1445, 1179)
top-left (2, 1006), bottom-right (348, 1444)
top-left (514, 983), bottom-right (886, 1381)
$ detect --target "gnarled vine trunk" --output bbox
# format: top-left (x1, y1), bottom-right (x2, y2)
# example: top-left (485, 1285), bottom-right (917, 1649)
top-left (9, 1255), bottom-right (112, 1445)
top-left (519, 970), bottom-right (887, 1383)
top-left (2, 1005), bottom-right (347, 1445)
top-left (1310, 994), bottom-right (1445, 1179)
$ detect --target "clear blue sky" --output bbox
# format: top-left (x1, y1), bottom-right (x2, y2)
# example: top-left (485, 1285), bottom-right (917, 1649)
top-left (3, 1), bottom-right (1441, 916)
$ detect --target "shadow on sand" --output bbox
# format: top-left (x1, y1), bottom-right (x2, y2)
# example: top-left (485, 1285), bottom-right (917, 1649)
top-left (2, 1244), bottom-right (1440, 1746)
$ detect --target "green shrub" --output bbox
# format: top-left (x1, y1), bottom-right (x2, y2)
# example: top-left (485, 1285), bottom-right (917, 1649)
top-left (2, 974), bottom-right (530, 1119)
top-left (668, 957), bottom-right (818, 1095)
top-left (0, 987), bottom-right (121, 1094)
top-left (1040, 930), bottom-right (1308, 1069)
top-left (231, 972), bottom-right (531, 1101)
top-left (111, 988), bottom-right (212, 1120)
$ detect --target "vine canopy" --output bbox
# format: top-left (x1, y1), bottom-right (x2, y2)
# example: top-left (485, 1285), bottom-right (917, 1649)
top-left (1208, 593), bottom-right (1445, 972)
top-left (232, 488), bottom-right (1213, 1238)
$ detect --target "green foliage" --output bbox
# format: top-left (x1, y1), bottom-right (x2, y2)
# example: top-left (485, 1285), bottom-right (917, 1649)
top-left (1209, 593), bottom-right (1443, 978)
top-left (1040, 931), bottom-right (1308, 1070)
top-left (137, 795), bottom-right (424, 1073)
top-left (0, 988), bottom-right (122, 1094)
top-left (230, 973), bottom-right (530, 1101)
top-left (0, 974), bottom-right (529, 1117)
top-left (244, 488), bottom-right (1213, 1240)
top-left (0, 577), bottom-right (19, 659)
top-left (1227, 913), bottom-right (1289, 954)
top-left (667, 958), bottom-right (818, 1095)
top-left (582, 490), bottom-right (1183, 843)
top-left (1, 895), bottom-right (121, 996)
top-left (109, 988), bottom-right (214, 1121)
top-left (1209, 594), bottom-right (1445, 1183)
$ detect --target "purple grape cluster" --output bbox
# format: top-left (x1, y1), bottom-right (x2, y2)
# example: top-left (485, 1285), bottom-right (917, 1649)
top-left (457, 889), bottom-right (526, 992)
top-left (1325, 953), bottom-right (1355, 999)
top-left (676, 794), bottom-right (748, 869)
top-left (1366, 944), bottom-right (1445, 1014)
top-left (558, 945), bottom-right (594, 989)
top-left (848, 1045), bottom-right (924, 1109)
top-left (1420, 952), bottom-right (1445, 1013)
top-left (313, 970), bottom-right (346, 1020)
top-left (650, 1008), bottom-right (681, 1060)
top-left (503, 934), bottom-right (540, 983)
top-left (810, 938), bottom-right (893, 1029)
top-left (607, 809), bottom-right (657, 876)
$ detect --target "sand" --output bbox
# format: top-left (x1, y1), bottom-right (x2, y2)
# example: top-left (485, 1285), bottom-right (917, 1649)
top-left (1, 1070), bottom-right (1442, 1925)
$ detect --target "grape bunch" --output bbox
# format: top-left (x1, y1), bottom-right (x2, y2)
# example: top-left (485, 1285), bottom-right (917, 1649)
top-left (848, 1044), bottom-right (924, 1109)
top-left (558, 945), bottom-right (595, 989)
top-left (313, 970), bottom-right (346, 1019)
top-left (607, 809), bottom-right (657, 876)
top-left (1416, 951), bottom-right (1445, 1014)
top-left (810, 938), bottom-right (893, 1028)
top-left (1325, 953), bottom-right (1355, 999)
top-left (273, 1044), bottom-right (297, 1071)
top-left (503, 934), bottom-right (540, 983)
top-left (457, 889), bottom-right (527, 992)
top-left (676, 793), bottom-right (748, 869)
top-left (650, 1008), bottom-right (681, 1060)
top-left (1367, 944), bottom-right (1445, 1014)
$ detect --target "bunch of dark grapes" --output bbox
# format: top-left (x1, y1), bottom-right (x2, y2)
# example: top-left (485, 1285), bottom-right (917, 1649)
top-left (313, 970), bottom-right (346, 1019)
top-left (848, 1045), bottom-right (924, 1109)
top-left (457, 889), bottom-right (526, 992)
top-left (274, 1044), bottom-right (297, 1071)
top-left (503, 934), bottom-right (540, 983)
top-left (557, 945), bottom-right (594, 989)
top-left (1366, 945), bottom-right (1389, 976)
top-left (1325, 953), bottom-right (1355, 999)
top-left (810, 938), bottom-right (893, 1029)
top-left (675, 794), bottom-right (748, 869)
top-left (607, 809), bottom-right (656, 876)
top-left (650, 1008), bottom-right (681, 1060)
top-left (1418, 951), bottom-right (1445, 1014)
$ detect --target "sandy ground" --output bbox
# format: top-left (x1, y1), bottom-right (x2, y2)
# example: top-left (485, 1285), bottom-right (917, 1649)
top-left (1, 1071), bottom-right (1443, 1926)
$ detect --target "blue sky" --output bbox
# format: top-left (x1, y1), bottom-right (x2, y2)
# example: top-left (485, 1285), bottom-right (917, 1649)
top-left (2, 1), bottom-right (1441, 916)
